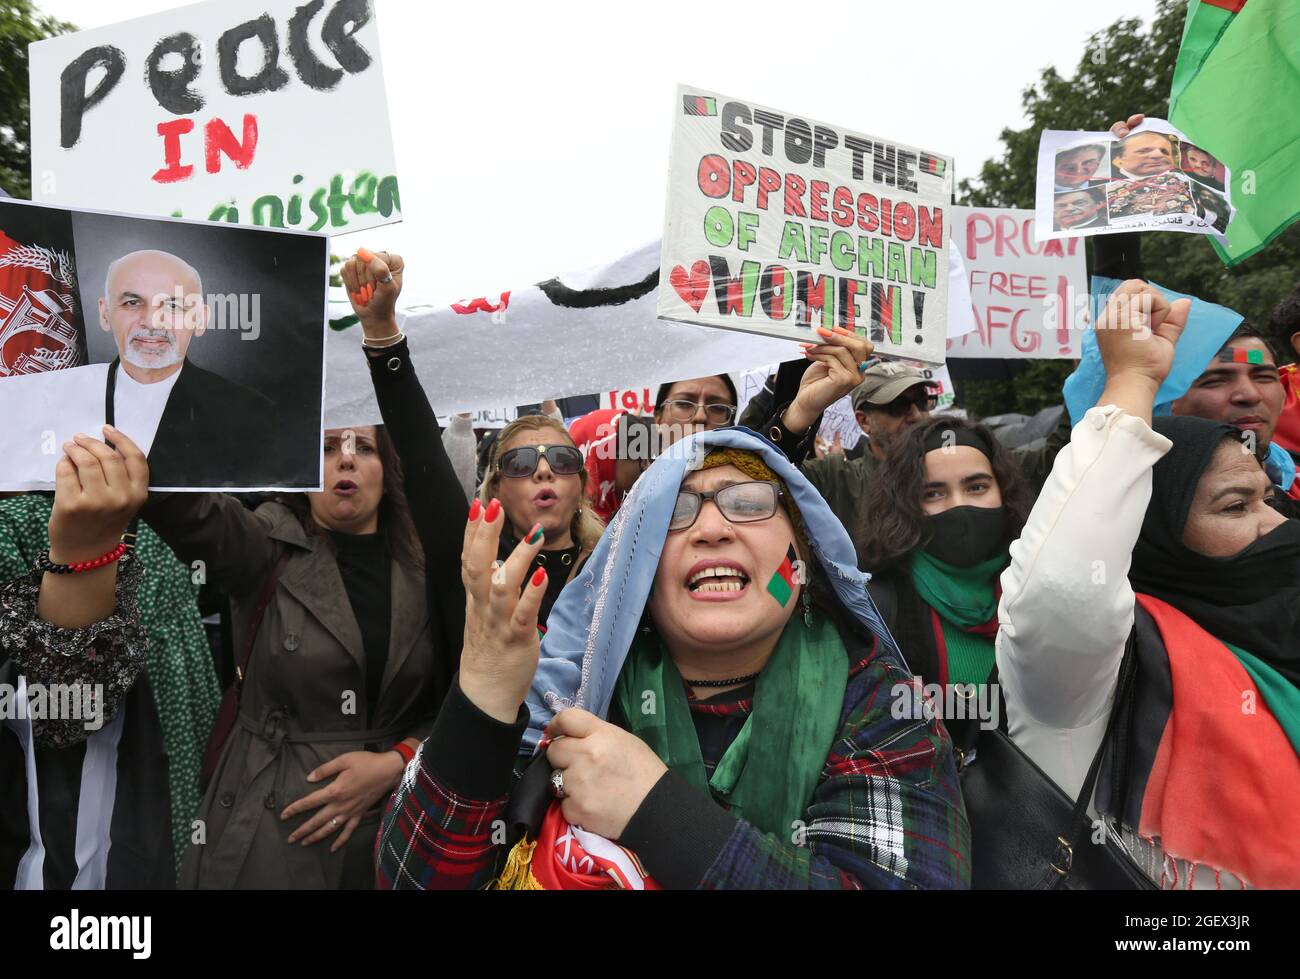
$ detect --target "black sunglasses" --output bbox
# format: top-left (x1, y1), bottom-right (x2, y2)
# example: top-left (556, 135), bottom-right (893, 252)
top-left (880, 387), bottom-right (938, 418)
top-left (496, 443), bottom-right (584, 478)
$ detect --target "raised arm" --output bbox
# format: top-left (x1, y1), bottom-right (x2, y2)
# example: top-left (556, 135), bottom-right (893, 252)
top-left (341, 248), bottom-right (468, 701)
top-left (997, 280), bottom-right (1187, 729)
top-left (139, 490), bottom-right (276, 598)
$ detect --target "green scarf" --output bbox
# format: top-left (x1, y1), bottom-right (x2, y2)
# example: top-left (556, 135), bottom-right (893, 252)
top-left (908, 550), bottom-right (1004, 629)
top-left (1227, 642), bottom-right (1300, 756)
top-left (614, 614), bottom-right (848, 837)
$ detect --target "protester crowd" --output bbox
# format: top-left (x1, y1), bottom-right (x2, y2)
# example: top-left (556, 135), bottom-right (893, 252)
top-left (2, 114), bottom-right (1298, 891)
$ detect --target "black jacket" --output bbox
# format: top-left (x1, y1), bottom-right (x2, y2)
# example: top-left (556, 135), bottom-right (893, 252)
top-left (110, 359), bottom-right (280, 489)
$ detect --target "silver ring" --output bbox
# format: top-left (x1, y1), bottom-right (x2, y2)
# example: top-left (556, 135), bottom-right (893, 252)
top-left (378, 273), bottom-right (393, 284)
top-left (550, 768), bottom-right (565, 800)
top-left (330, 817), bottom-right (338, 828)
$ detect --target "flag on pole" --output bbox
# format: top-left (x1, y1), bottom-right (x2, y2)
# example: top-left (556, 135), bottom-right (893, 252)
top-left (1169, 0), bottom-right (1300, 265)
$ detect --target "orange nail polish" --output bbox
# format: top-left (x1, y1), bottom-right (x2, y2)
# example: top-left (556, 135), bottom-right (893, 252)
top-left (357, 247), bottom-right (375, 263)
top-left (816, 327), bottom-right (834, 338)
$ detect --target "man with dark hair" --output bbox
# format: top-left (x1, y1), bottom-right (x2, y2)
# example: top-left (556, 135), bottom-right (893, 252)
top-left (1172, 321), bottom-right (1295, 507)
top-left (1269, 288), bottom-right (1300, 461)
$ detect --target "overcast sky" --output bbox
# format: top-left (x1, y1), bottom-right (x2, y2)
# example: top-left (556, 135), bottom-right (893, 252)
top-left (37, 0), bottom-right (1159, 303)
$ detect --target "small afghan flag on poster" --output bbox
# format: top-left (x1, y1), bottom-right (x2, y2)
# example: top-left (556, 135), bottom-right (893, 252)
top-left (766, 544), bottom-right (798, 606)
top-left (683, 95), bottom-right (717, 116)
top-left (919, 153), bottom-right (946, 177)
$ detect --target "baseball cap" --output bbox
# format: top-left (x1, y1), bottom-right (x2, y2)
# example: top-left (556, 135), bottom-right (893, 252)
top-left (851, 361), bottom-right (935, 411)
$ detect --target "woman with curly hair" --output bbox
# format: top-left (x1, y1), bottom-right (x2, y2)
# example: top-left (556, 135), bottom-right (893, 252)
top-left (854, 416), bottom-right (1033, 727)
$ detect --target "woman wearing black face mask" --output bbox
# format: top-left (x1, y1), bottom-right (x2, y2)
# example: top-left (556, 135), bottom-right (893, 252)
top-left (999, 279), bottom-right (1300, 889)
top-left (855, 417), bottom-right (1033, 713)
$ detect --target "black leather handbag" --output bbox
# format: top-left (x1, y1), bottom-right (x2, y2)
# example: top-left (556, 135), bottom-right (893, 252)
top-left (959, 637), bottom-right (1156, 889)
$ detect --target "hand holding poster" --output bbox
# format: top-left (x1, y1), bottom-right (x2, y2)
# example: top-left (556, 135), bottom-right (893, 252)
top-left (658, 85), bottom-right (953, 365)
top-left (0, 198), bottom-right (327, 490)
top-left (29, 0), bottom-right (401, 234)
top-left (1035, 118), bottom-right (1233, 241)
top-left (947, 206), bottom-right (1087, 358)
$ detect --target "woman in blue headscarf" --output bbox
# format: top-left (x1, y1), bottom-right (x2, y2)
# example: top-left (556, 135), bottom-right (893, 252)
top-left (377, 427), bottom-right (970, 889)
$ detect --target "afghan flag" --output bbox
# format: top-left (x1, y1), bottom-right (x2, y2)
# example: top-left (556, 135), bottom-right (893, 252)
top-left (682, 95), bottom-right (717, 117)
top-left (766, 544), bottom-right (798, 606)
top-left (1169, 0), bottom-right (1300, 265)
top-left (918, 153), bottom-right (946, 177)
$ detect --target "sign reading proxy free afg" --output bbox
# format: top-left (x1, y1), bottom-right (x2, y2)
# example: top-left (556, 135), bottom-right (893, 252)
top-left (29, 0), bottom-right (401, 235)
top-left (658, 85), bottom-right (953, 365)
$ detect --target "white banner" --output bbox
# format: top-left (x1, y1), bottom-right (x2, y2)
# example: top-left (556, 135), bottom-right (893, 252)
top-left (946, 206), bottom-right (1087, 359)
top-left (30, 0), bottom-right (401, 236)
top-left (658, 84), bottom-right (952, 365)
top-left (324, 241), bottom-right (799, 427)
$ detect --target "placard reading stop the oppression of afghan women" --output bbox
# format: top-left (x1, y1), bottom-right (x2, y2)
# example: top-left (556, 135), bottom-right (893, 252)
top-left (28, 0), bottom-right (401, 234)
top-left (658, 84), bottom-right (953, 366)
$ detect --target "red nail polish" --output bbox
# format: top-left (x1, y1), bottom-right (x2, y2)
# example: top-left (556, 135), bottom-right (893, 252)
top-left (532, 567), bottom-right (547, 587)
top-left (485, 498), bottom-right (501, 522)
top-left (468, 498), bottom-right (481, 521)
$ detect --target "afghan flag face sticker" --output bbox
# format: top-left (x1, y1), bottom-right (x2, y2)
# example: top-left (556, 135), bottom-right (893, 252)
top-left (766, 544), bottom-right (798, 606)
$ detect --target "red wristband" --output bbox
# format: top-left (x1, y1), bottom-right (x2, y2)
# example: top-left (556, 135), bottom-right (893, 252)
top-left (37, 541), bottom-right (129, 575)
top-left (390, 741), bottom-right (415, 765)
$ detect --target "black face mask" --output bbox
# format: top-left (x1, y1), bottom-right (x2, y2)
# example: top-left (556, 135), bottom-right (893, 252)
top-left (921, 505), bottom-right (1009, 568)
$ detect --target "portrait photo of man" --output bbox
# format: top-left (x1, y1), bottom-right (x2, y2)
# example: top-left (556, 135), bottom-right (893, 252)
top-left (98, 249), bottom-right (276, 488)
top-left (1180, 143), bottom-right (1226, 192)
top-left (1054, 143), bottom-right (1109, 191)
top-left (1111, 130), bottom-right (1179, 179)
top-left (1053, 186), bottom-right (1108, 231)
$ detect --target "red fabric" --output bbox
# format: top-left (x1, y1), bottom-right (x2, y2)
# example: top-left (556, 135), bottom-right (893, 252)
top-left (569, 407), bottom-right (623, 454)
top-left (0, 231), bottom-right (80, 377)
top-left (571, 408), bottom-right (626, 524)
top-left (529, 801), bottom-right (661, 890)
top-left (1273, 363), bottom-right (1300, 456)
top-left (1134, 594), bottom-right (1300, 889)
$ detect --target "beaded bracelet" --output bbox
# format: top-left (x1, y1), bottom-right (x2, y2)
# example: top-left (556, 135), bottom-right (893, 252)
top-left (36, 541), bottom-right (129, 575)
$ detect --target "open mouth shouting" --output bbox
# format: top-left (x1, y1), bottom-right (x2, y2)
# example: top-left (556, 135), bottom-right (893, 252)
top-left (685, 559), bottom-right (751, 599)
top-left (533, 488), bottom-right (559, 509)
top-left (333, 479), bottom-right (359, 497)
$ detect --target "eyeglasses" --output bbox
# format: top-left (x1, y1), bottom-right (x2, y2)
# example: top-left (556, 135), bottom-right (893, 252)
top-left (669, 480), bottom-right (782, 532)
top-left (879, 388), bottom-right (938, 418)
top-left (496, 443), bottom-right (584, 478)
top-left (659, 400), bottom-right (738, 425)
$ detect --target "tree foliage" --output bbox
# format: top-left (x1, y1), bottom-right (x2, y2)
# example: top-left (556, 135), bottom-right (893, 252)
top-left (0, 1), bottom-right (76, 200)
top-left (956, 0), bottom-right (1299, 417)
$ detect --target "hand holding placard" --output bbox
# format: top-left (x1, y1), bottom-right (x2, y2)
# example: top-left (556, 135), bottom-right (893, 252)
top-left (784, 326), bottom-right (873, 434)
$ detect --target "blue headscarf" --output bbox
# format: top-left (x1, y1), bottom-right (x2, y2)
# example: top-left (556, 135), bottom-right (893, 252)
top-left (521, 426), bottom-right (902, 752)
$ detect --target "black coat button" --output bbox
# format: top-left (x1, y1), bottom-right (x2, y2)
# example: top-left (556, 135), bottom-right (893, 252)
top-left (219, 792), bottom-right (235, 808)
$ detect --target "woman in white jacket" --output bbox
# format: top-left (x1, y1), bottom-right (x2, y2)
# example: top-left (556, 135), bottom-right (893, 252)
top-left (996, 279), bottom-right (1300, 889)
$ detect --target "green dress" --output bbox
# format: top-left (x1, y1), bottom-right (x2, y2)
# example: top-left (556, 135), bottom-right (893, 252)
top-left (0, 494), bottom-right (221, 878)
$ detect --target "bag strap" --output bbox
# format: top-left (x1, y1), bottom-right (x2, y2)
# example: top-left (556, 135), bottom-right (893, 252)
top-left (1051, 629), bottom-right (1139, 876)
top-left (234, 551), bottom-right (292, 689)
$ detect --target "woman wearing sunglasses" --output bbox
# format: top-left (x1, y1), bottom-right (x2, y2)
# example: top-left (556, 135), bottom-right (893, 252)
top-left (478, 415), bottom-right (605, 625)
top-left (377, 428), bottom-right (970, 890)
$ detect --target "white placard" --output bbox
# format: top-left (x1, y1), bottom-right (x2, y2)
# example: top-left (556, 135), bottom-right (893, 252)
top-left (658, 84), bottom-right (953, 365)
top-left (1034, 118), bottom-right (1233, 241)
top-left (947, 206), bottom-right (1087, 359)
top-left (30, 0), bottom-right (401, 235)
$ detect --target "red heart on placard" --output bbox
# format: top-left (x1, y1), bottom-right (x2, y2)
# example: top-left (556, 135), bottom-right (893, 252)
top-left (669, 260), bottom-right (711, 313)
